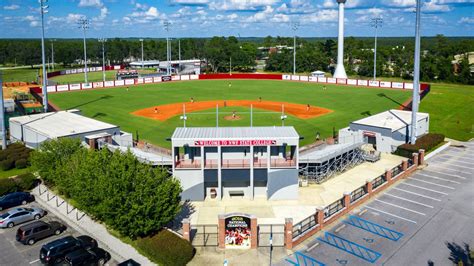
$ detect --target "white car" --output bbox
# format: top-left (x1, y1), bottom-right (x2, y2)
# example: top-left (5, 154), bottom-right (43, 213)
top-left (0, 207), bottom-right (46, 228)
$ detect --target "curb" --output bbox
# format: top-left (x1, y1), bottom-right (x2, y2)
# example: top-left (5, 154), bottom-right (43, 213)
top-left (425, 141), bottom-right (451, 161)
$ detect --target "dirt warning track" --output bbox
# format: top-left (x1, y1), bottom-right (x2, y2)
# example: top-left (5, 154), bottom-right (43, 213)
top-left (131, 100), bottom-right (332, 121)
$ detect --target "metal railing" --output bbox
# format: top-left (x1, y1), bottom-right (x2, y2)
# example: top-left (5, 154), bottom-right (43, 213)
top-left (408, 158), bottom-right (414, 167)
top-left (190, 224), bottom-right (218, 247)
top-left (292, 214), bottom-right (318, 240)
top-left (350, 185), bottom-right (367, 203)
top-left (258, 224), bottom-right (285, 247)
top-left (372, 174), bottom-right (386, 190)
top-left (392, 163), bottom-right (404, 178)
top-left (324, 198), bottom-right (345, 219)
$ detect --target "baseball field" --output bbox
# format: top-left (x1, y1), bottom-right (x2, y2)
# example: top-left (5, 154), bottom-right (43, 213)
top-left (48, 80), bottom-right (413, 148)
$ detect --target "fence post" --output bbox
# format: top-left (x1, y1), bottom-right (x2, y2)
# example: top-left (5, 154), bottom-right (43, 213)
top-left (343, 192), bottom-right (351, 213)
top-left (412, 153), bottom-right (419, 167)
top-left (402, 160), bottom-right (408, 171)
top-left (285, 218), bottom-right (293, 250)
top-left (250, 216), bottom-right (258, 249)
top-left (366, 179), bottom-right (373, 196)
top-left (182, 219), bottom-right (191, 242)
top-left (218, 214), bottom-right (225, 249)
top-left (385, 168), bottom-right (393, 185)
top-left (418, 149), bottom-right (425, 165)
top-left (316, 207), bottom-right (325, 229)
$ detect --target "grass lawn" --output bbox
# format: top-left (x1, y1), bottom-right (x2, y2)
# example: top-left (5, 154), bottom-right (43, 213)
top-left (2, 68), bottom-right (41, 83)
top-left (0, 167), bottom-right (31, 179)
top-left (419, 83), bottom-right (474, 141)
top-left (49, 80), bottom-right (412, 148)
top-left (50, 69), bottom-right (157, 84)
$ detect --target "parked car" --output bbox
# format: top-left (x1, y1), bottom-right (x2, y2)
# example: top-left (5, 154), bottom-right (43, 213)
top-left (0, 207), bottom-right (46, 228)
top-left (64, 247), bottom-right (111, 266)
top-left (0, 192), bottom-right (35, 211)
top-left (16, 220), bottom-right (67, 245)
top-left (39, 235), bottom-right (98, 265)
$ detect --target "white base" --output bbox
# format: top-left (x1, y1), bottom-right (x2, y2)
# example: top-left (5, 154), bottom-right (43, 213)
top-left (333, 64), bottom-right (347, 79)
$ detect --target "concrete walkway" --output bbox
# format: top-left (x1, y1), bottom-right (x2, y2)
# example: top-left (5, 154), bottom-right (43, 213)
top-left (31, 184), bottom-right (154, 266)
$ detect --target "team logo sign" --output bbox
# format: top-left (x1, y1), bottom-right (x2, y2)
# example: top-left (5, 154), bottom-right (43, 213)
top-left (225, 215), bottom-right (251, 249)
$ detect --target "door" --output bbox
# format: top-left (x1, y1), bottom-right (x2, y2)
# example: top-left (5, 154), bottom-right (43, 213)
top-left (34, 225), bottom-right (50, 239)
top-left (11, 211), bottom-right (29, 224)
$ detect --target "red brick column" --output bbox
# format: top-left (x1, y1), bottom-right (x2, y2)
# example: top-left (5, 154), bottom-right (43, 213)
top-left (412, 153), bottom-right (419, 167)
top-left (218, 215), bottom-right (225, 249)
top-left (250, 217), bottom-right (257, 249)
top-left (343, 192), bottom-right (351, 213)
top-left (402, 160), bottom-right (408, 171)
top-left (419, 149), bottom-right (425, 165)
top-left (316, 207), bottom-right (325, 228)
top-left (88, 138), bottom-right (95, 150)
top-left (285, 218), bottom-right (293, 250)
top-left (182, 219), bottom-right (190, 242)
top-left (366, 179), bottom-right (373, 196)
top-left (385, 168), bottom-right (393, 184)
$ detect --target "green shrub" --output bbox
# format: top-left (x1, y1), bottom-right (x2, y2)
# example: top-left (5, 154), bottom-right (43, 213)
top-left (14, 173), bottom-right (38, 191)
top-left (0, 178), bottom-right (17, 196)
top-left (8, 143), bottom-right (25, 150)
top-left (1, 159), bottom-right (15, 171)
top-left (136, 230), bottom-right (195, 266)
top-left (395, 133), bottom-right (445, 158)
top-left (0, 152), bottom-right (7, 161)
top-left (15, 159), bottom-right (28, 169)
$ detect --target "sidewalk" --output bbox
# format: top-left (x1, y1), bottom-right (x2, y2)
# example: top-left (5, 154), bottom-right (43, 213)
top-left (31, 184), bottom-right (154, 266)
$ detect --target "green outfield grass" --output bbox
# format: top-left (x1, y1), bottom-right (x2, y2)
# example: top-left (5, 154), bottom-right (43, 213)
top-left (50, 69), bottom-right (157, 84)
top-left (49, 80), bottom-right (413, 148)
top-left (419, 83), bottom-right (474, 141)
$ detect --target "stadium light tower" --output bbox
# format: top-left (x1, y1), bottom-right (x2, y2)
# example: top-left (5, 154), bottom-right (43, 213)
top-left (371, 17), bottom-right (383, 81)
top-left (40, 0), bottom-right (49, 113)
top-left (0, 71), bottom-right (6, 149)
top-left (98, 38), bottom-right (107, 82)
top-left (50, 39), bottom-right (56, 72)
top-left (334, 0), bottom-right (347, 79)
top-left (78, 17), bottom-right (90, 84)
top-left (164, 21), bottom-right (171, 75)
top-left (292, 22), bottom-right (299, 75)
top-left (139, 38), bottom-right (144, 68)
top-left (410, 0), bottom-right (422, 144)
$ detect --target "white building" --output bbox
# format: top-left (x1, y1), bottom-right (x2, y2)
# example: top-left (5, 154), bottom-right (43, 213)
top-left (338, 109), bottom-right (430, 153)
top-left (171, 127), bottom-right (300, 201)
top-left (9, 110), bottom-right (132, 149)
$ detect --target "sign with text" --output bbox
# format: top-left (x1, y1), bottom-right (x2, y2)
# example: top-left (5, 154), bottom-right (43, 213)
top-left (225, 215), bottom-right (251, 249)
top-left (193, 140), bottom-right (276, 146)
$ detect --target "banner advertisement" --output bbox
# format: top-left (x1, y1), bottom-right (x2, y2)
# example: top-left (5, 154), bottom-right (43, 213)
top-left (69, 84), bottom-right (81, 90)
top-left (172, 75), bottom-right (181, 81)
top-left (56, 85), bottom-right (69, 92)
top-left (282, 75), bottom-right (291, 80)
top-left (190, 74), bottom-right (199, 80)
top-left (327, 78), bottom-right (337, 84)
top-left (46, 86), bottom-right (56, 92)
top-left (392, 82), bottom-right (404, 89)
top-left (347, 79), bottom-right (358, 85)
top-left (144, 78), bottom-right (153, 83)
top-left (162, 76), bottom-right (172, 82)
top-left (357, 80), bottom-right (368, 86)
top-left (404, 83), bottom-right (414, 89)
top-left (300, 76), bottom-right (309, 81)
top-left (225, 216), bottom-right (251, 249)
top-left (194, 140), bottom-right (276, 146)
top-left (181, 75), bottom-right (190, 80)
top-left (136, 78), bottom-right (144, 84)
top-left (93, 82), bottom-right (104, 88)
top-left (153, 77), bottom-right (162, 83)
top-left (291, 75), bottom-right (300, 81)
top-left (114, 80), bottom-right (125, 86)
top-left (336, 78), bottom-right (347, 84)
top-left (380, 81), bottom-right (391, 88)
top-left (309, 77), bottom-right (318, 82)
top-left (82, 83), bottom-right (93, 89)
top-left (104, 81), bottom-right (115, 87)
top-left (318, 77), bottom-right (327, 83)
top-left (368, 80), bottom-right (380, 87)
top-left (125, 79), bottom-right (135, 85)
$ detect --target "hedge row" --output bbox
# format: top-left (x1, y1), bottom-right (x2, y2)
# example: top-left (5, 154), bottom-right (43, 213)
top-left (0, 143), bottom-right (32, 171)
top-left (136, 230), bottom-right (195, 266)
top-left (395, 133), bottom-right (445, 158)
top-left (0, 173), bottom-right (38, 196)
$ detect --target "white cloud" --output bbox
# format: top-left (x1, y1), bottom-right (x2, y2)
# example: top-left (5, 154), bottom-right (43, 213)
top-left (210, 0), bottom-right (280, 11)
top-left (4, 4), bottom-right (20, 10)
top-left (304, 9), bottom-right (338, 23)
top-left (78, 0), bottom-right (104, 8)
top-left (125, 6), bottom-right (167, 24)
top-left (171, 0), bottom-right (210, 4)
top-left (459, 16), bottom-right (474, 24)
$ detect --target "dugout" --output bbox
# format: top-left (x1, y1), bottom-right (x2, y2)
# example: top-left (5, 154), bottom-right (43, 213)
top-left (171, 127), bottom-right (300, 201)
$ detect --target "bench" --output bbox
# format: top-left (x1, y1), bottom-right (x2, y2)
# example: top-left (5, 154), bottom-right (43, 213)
top-left (228, 190), bottom-right (245, 197)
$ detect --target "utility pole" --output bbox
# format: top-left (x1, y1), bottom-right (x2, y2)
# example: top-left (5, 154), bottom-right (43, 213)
top-left (40, 0), bottom-right (48, 113)
top-left (51, 39), bottom-right (55, 72)
top-left (139, 38), bottom-right (144, 68)
top-left (98, 38), bottom-right (107, 82)
top-left (292, 22), bottom-right (299, 75)
top-left (411, 0), bottom-right (422, 144)
top-left (0, 71), bottom-right (6, 150)
top-left (78, 17), bottom-right (90, 84)
top-left (164, 21), bottom-right (171, 75)
top-left (371, 17), bottom-right (383, 81)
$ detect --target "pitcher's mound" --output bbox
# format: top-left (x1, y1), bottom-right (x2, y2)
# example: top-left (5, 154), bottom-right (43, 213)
top-left (224, 115), bottom-right (242, 121)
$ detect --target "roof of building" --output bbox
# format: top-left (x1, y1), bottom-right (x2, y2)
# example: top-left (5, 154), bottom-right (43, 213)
top-left (350, 109), bottom-right (429, 132)
top-left (10, 111), bottom-right (118, 138)
top-left (172, 126), bottom-right (300, 140)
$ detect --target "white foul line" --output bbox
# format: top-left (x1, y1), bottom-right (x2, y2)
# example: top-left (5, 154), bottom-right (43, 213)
top-left (408, 177), bottom-right (455, 190)
top-left (365, 206), bottom-right (417, 224)
top-left (400, 182), bottom-right (449, 195)
top-left (374, 199), bottom-right (426, 215)
top-left (384, 193), bottom-right (434, 208)
top-left (423, 169), bottom-right (466, 180)
top-left (392, 187), bottom-right (441, 201)
top-left (416, 173), bottom-right (461, 184)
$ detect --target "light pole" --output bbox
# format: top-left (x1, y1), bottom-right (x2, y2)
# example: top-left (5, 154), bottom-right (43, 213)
top-left (371, 17), bottom-right (383, 81)
top-left (178, 39), bottom-right (181, 74)
top-left (78, 17), bottom-right (90, 84)
top-left (164, 21), bottom-right (171, 75)
top-left (40, 0), bottom-right (48, 113)
top-left (292, 22), bottom-right (299, 75)
top-left (98, 38), bottom-right (107, 82)
top-left (410, 0), bottom-right (422, 144)
top-left (139, 38), bottom-right (144, 68)
top-left (51, 39), bottom-right (56, 72)
top-left (0, 71), bottom-right (6, 149)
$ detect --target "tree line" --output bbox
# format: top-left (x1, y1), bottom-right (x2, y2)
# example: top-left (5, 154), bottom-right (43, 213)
top-left (0, 35), bottom-right (472, 84)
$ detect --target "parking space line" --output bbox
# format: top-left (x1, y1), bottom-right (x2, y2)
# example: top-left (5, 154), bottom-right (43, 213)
top-left (423, 170), bottom-right (466, 180)
top-left (416, 173), bottom-right (461, 184)
top-left (29, 259), bottom-right (40, 264)
top-left (392, 187), bottom-right (441, 201)
top-left (364, 206), bottom-right (417, 224)
top-left (286, 251), bottom-right (326, 266)
top-left (374, 199), bottom-right (426, 216)
top-left (384, 193), bottom-right (434, 208)
top-left (400, 183), bottom-right (449, 195)
top-left (408, 177), bottom-right (456, 190)
top-left (438, 155), bottom-right (474, 162)
top-left (318, 232), bottom-right (382, 263)
top-left (440, 162), bottom-right (474, 170)
top-left (344, 215), bottom-right (404, 241)
top-left (430, 165), bottom-right (471, 175)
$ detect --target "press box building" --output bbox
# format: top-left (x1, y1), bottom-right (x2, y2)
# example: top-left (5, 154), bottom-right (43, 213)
top-left (171, 127), bottom-right (300, 201)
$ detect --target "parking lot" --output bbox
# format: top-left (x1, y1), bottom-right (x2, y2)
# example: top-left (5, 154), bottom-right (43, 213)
top-left (0, 202), bottom-right (118, 266)
top-left (280, 141), bottom-right (474, 266)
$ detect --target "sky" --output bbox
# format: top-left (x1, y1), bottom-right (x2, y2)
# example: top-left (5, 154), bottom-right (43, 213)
top-left (1, 0), bottom-right (473, 38)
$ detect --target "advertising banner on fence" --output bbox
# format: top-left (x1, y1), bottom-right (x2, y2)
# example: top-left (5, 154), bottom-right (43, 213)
top-left (282, 75), bottom-right (291, 80)
top-left (190, 74), bottom-right (199, 80)
top-left (380, 81), bottom-right (391, 88)
top-left (125, 79), bottom-right (134, 85)
top-left (144, 78), bottom-right (153, 83)
top-left (153, 77), bottom-right (162, 83)
top-left (136, 78), bottom-right (144, 84)
top-left (309, 77), bottom-right (318, 82)
top-left (56, 85), bottom-right (69, 92)
top-left (70, 84), bottom-right (81, 90)
top-left (104, 81), bottom-right (115, 87)
top-left (318, 77), bottom-right (327, 83)
top-left (162, 76), bottom-right (172, 82)
top-left (404, 83), bottom-right (414, 90)
top-left (82, 83), bottom-right (93, 89)
top-left (115, 80), bottom-right (125, 86)
top-left (392, 82), bottom-right (404, 89)
top-left (225, 215), bottom-right (251, 249)
top-left (347, 79), bottom-right (358, 85)
top-left (291, 75), bottom-right (300, 81)
top-left (181, 75), bottom-right (190, 80)
top-left (172, 75), bottom-right (180, 81)
top-left (327, 78), bottom-right (337, 84)
top-left (194, 140), bottom-right (276, 146)
top-left (114, 65), bottom-right (121, 70)
top-left (357, 80), bottom-right (368, 86)
top-left (368, 80), bottom-right (380, 87)
top-left (336, 78), bottom-right (347, 84)
top-left (47, 86), bottom-right (56, 92)
top-left (93, 82), bottom-right (104, 88)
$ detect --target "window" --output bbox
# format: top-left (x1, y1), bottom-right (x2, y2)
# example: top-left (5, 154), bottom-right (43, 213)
top-left (34, 225), bottom-right (49, 233)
